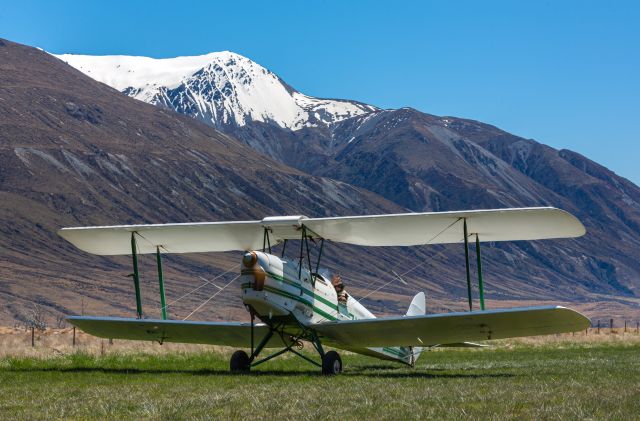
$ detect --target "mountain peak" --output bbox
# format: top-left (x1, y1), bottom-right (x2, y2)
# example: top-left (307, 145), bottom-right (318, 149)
top-left (53, 50), bottom-right (378, 130)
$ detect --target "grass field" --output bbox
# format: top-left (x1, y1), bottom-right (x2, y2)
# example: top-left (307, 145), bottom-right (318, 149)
top-left (0, 331), bottom-right (638, 420)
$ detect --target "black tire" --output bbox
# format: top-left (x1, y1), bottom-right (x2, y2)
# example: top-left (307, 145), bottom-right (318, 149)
top-left (230, 350), bottom-right (250, 373)
top-left (321, 350), bottom-right (342, 375)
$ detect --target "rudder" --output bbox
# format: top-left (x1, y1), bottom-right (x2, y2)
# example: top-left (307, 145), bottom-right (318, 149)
top-left (405, 292), bottom-right (426, 366)
top-left (406, 292), bottom-right (425, 317)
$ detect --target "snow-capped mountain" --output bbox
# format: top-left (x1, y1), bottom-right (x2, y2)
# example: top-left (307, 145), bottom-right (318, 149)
top-left (5, 38), bottom-right (640, 319)
top-left (54, 51), bottom-right (378, 130)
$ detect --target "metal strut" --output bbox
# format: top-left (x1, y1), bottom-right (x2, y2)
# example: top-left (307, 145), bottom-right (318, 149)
top-left (313, 239), bottom-right (325, 286)
top-left (248, 321), bottom-right (326, 369)
top-left (298, 226), bottom-right (306, 278)
top-left (463, 219), bottom-right (473, 311)
top-left (262, 228), bottom-right (272, 254)
top-left (304, 231), bottom-right (312, 279)
top-left (130, 232), bottom-right (143, 319)
top-left (309, 329), bottom-right (325, 359)
top-left (250, 309), bottom-right (255, 356)
top-left (156, 246), bottom-right (167, 320)
top-left (248, 324), bottom-right (276, 364)
top-left (266, 230), bottom-right (272, 254)
top-left (476, 234), bottom-right (485, 310)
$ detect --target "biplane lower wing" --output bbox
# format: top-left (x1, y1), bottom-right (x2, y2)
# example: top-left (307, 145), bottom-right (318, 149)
top-left (66, 316), bottom-right (290, 348)
top-left (314, 306), bottom-right (590, 348)
top-left (68, 307), bottom-right (589, 350)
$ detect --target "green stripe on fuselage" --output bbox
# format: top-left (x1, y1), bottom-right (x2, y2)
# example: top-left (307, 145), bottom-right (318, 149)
top-left (242, 274), bottom-right (407, 361)
top-left (382, 347), bottom-right (409, 359)
top-left (263, 272), bottom-right (357, 319)
top-left (266, 271), bottom-right (338, 310)
top-left (243, 282), bottom-right (338, 322)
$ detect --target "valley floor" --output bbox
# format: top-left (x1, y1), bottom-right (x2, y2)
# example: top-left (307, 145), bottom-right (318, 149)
top-left (0, 332), bottom-right (637, 419)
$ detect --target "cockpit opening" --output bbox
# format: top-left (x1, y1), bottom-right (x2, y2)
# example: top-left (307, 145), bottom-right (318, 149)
top-left (331, 274), bottom-right (348, 305)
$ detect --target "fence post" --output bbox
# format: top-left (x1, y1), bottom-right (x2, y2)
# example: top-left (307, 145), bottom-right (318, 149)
top-left (597, 320), bottom-right (600, 334)
top-left (624, 321), bottom-right (627, 333)
top-left (72, 326), bottom-right (76, 347)
top-left (31, 326), bottom-right (35, 347)
top-left (610, 318), bottom-right (614, 332)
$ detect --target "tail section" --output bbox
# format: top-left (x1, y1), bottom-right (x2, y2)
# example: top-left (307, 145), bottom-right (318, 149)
top-left (406, 292), bottom-right (425, 317)
top-left (371, 292), bottom-right (428, 366)
top-left (405, 292), bottom-right (426, 366)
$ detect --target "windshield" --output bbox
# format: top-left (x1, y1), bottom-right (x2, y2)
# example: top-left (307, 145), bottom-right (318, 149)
top-left (313, 268), bottom-right (334, 284)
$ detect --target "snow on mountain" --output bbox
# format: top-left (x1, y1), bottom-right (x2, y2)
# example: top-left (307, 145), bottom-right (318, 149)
top-left (54, 51), bottom-right (378, 130)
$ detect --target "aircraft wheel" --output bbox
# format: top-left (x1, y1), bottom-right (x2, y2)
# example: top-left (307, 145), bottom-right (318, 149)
top-left (230, 350), bottom-right (250, 373)
top-left (321, 351), bottom-right (342, 375)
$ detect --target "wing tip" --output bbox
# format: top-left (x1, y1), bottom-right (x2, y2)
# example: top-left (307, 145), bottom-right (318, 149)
top-left (553, 305), bottom-right (592, 330)
top-left (550, 208), bottom-right (587, 238)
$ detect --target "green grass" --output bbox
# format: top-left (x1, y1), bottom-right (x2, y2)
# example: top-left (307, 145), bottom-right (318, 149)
top-left (0, 341), bottom-right (638, 420)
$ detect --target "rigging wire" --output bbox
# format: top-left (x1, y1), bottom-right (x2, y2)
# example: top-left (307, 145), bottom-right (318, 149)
top-left (313, 218), bottom-right (465, 322)
top-left (163, 264), bottom-right (240, 311)
top-left (321, 219), bottom-right (461, 292)
top-left (133, 231), bottom-right (163, 252)
top-left (358, 218), bottom-right (463, 301)
top-left (358, 243), bottom-right (457, 301)
top-left (183, 274), bottom-right (240, 321)
top-left (132, 230), bottom-right (241, 318)
top-left (134, 216), bottom-right (468, 320)
top-left (133, 231), bottom-right (241, 311)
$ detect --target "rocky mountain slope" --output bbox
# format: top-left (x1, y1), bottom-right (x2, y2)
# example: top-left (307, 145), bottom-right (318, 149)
top-left (318, 109), bottom-right (640, 297)
top-left (0, 39), bottom-right (638, 325)
top-left (0, 39), bottom-right (404, 324)
top-left (59, 50), bottom-right (640, 303)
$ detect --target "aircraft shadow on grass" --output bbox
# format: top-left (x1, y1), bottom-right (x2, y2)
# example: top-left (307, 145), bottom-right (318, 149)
top-left (6, 365), bottom-right (515, 379)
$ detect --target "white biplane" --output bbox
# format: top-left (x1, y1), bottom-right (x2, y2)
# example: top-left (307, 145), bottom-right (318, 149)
top-left (59, 207), bottom-right (590, 374)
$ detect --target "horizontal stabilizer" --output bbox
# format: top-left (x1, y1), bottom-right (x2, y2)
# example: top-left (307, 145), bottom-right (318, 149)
top-left (67, 316), bottom-right (290, 348)
top-left (314, 306), bottom-right (590, 348)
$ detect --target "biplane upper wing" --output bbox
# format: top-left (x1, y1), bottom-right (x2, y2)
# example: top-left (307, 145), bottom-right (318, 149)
top-left (58, 207), bottom-right (584, 255)
top-left (313, 306), bottom-right (590, 348)
top-left (58, 221), bottom-right (265, 255)
top-left (303, 207), bottom-right (585, 247)
top-left (66, 316), bottom-right (290, 348)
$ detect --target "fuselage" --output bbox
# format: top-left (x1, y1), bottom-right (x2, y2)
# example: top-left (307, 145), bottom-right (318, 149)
top-left (240, 251), bottom-right (414, 364)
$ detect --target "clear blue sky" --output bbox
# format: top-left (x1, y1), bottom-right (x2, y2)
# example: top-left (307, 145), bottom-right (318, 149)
top-left (2, 0), bottom-right (638, 184)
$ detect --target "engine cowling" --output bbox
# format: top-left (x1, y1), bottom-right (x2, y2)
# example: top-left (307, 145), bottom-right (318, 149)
top-left (241, 251), bottom-right (266, 291)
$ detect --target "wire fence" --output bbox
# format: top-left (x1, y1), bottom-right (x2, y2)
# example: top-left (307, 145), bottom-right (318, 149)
top-left (587, 319), bottom-right (640, 334)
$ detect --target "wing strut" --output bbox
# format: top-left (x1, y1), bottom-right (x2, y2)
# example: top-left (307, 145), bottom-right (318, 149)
top-left (156, 246), bottom-right (167, 320)
top-left (463, 219), bottom-right (473, 311)
top-left (462, 220), bottom-right (488, 311)
top-left (476, 234), bottom-right (486, 310)
top-left (262, 228), bottom-right (272, 254)
top-left (313, 238), bottom-right (325, 286)
top-left (131, 232), bottom-right (143, 318)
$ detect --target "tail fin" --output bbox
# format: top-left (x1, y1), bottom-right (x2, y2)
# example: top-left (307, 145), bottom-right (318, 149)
top-left (405, 292), bottom-right (426, 366)
top-left (406, 292), bottom-right (425, 317)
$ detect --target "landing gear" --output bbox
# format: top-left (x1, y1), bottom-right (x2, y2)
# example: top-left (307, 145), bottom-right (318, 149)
top-left (230, 350), bottom-right (250, 373)
top-left (229, 318), bottom-right (343, 375)
top-left (321, 350), bottom-right (342, 375)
